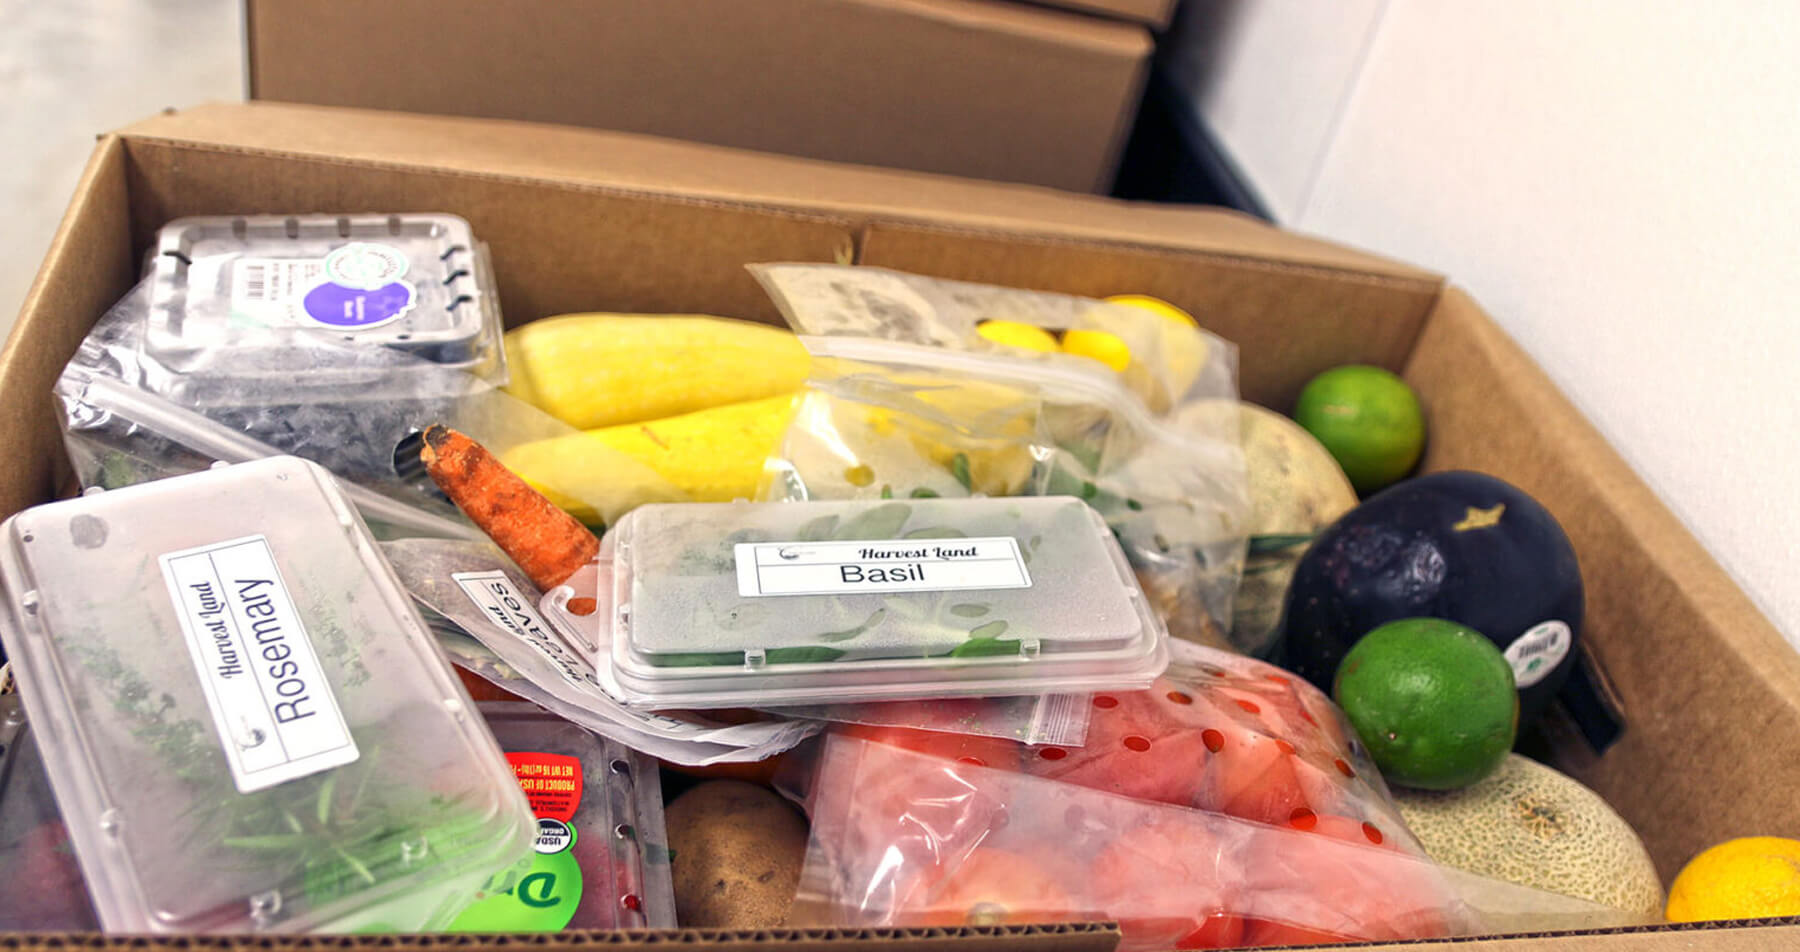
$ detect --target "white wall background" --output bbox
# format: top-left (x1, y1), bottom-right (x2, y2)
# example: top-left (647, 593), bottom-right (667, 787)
top-left (0, 0), bottom-right (243, 339)
top-left (1169, 0), bottom-right (1800, 645)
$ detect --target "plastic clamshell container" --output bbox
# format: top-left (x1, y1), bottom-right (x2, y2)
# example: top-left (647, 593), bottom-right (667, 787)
top-left (145, 214), bottom-right (504, 400)
top-left (541, 496), bottom-right (1171, 709)
top-left (0, 456), bottom-right (535, 934)
top-left (0, 695), bottom-right (102, 931)
top-left (461, 703), bottom-right (675, 931)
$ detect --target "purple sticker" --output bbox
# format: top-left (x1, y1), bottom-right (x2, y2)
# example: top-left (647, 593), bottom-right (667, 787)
top-left (301, 280), bottom-right (417, 330)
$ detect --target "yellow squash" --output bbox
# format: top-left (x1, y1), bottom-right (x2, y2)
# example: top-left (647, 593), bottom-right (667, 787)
top-left (503, 313), bottom-right (810, 429)
top-left (501, 394), bottom-right (801, 524)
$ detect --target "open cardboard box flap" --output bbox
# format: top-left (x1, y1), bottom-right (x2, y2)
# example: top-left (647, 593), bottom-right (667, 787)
top-left (2, 102), bottom-right (1796, 950)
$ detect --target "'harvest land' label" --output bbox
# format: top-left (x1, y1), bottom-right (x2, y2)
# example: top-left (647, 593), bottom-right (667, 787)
top-left (735, 536), bottom-right (1031, 597)
top-left (160, 535), bottom-right (358, 793)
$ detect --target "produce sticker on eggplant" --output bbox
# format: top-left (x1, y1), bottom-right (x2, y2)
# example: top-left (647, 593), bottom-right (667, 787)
top-left (159, 535), bottom-right (358, 793)
top-left (734, 536), bottom-right (1031, 597)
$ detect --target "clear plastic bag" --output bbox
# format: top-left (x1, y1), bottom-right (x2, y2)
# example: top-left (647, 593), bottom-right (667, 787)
top-left (767, 693), bottom-right (1091, 748)
top-left (57, 278), bottom-right (668, 538)
top-left (749, 265), bottom-right (1248, 647)
top-left (380, 538), bottom-right (819, 767)
top-left (751, 263), bottom-right (1232, 415)
top-left (760, 333), bottom-right (1248, 647)
top-left (790, 735), bottom-right (1644, 949)
top-left (1024, 639), bottom-right (1421, 847)
top-left (780, 640), bottom-right (1418, 850)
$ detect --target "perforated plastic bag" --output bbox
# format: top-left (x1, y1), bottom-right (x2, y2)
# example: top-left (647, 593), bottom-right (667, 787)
top-left (57, 278), bottom-right (674, 539)
top-left (752, 263), bottom-right (1232, 415)
top-left (750, 265), bottom-right (1249, 646)
top-left (760, 333), bottom-right (1247, 647)
top-left (790, 735), bottom-right (1643, 949)
top-left (768, 693), bottom-right (1091, 749)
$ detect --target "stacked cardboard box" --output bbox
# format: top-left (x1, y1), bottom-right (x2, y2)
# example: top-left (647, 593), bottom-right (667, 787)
top-left (245, 0), bottom-right (1155, 193)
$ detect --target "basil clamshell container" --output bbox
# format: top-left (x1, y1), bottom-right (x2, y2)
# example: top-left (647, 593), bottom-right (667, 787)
top-left (540, 496), bottom-right (1173, 709)
top-left (457, 703), bottom-right (676, 931)
top-left (0, 456), bottom-right (536, 934)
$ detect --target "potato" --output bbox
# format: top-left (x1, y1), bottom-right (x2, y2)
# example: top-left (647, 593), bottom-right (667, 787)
top-left (665, 780), bottom-right (809, 928)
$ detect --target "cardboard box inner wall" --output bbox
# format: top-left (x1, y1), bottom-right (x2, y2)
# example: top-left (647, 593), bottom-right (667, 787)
top-left (4, 102), bottom-right (1800, 951)
top-left (1019, 0), bottom-right (1178, 29)
top-left (245, 0), bottom-right (1153, 194)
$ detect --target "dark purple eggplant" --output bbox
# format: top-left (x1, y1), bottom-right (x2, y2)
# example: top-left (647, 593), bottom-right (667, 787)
top-left (1278, 470), bottom-right (1583, 728)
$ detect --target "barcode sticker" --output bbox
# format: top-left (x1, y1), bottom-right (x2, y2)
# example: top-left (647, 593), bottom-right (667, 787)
top-left (230, 258), bottom-right (325, 315)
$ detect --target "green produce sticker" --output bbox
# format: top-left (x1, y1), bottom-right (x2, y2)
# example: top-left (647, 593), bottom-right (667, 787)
top-left (448, 753), bottom-right (585, 931)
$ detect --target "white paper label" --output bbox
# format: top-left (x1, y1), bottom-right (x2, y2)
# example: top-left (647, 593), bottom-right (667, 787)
top-left (160, 535), bottom-right (358, 793)
top-left (734, 536), bottom-right (1031, 597)
top-left (451, 570), bottom-right (593, 684)
top-left (1504, 620), bottom-right (1573, 688)
top-left (230, 258), bottom-right (325, 309)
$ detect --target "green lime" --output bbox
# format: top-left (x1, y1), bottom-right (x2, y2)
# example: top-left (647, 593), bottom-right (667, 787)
top-left (1292, 365), bottom-right (1424, 495)
top-left (1333, 618), bottom-right (1517, 790)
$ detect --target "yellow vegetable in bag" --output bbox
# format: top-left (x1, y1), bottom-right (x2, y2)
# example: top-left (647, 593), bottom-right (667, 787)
top-left (501, 394), bottom-right (801, 524)
top-left (502, 314), bottom-right (810, 429)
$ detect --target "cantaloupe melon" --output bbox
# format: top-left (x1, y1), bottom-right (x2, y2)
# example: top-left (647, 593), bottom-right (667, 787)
top-left (1393, 753), bottom-right (1664, 916)
top-left (1208, 402), bottom-right (1358, 657)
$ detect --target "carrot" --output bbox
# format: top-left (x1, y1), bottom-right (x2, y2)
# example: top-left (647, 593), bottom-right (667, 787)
top-left (420, 424), bottom-right (600, 591)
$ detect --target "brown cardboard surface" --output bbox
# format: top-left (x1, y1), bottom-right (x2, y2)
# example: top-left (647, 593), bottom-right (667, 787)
top-left (118, 103), bottom-right (1436, 282)
top-left (1, 106), bottom-right (1795, 949)
top-left (245, 0), bottom-right (1151, 193)
top-left (1402, 289), bottom-right (1800, 881)
top-left (0, 925), bottom-right (1119, 951)
top-left (0, 137), bottom-right (131, 525)
top-left (1019, 0), bottom-right (1178, 28)
top-left (118, 138), bottom-right (861, 326)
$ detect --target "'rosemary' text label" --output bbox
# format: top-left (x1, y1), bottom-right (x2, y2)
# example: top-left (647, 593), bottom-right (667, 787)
top-left (161, 535), bottom-right (359, 793)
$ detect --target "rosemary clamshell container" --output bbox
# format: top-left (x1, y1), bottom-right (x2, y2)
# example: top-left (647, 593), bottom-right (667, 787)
top-left (0, 456), bottom-right (535, 933)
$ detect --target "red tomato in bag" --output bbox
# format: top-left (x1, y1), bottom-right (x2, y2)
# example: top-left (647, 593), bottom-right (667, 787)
top-left (1207, 732), bottom-right (1312, 827)
top-left (1030, 690), bottom-right (1218, 805)
top-left (1088, 820), bottom-right (1247, 950)
top-left (1238, 813), bottom-right (1452, 945)
top-left (838, 716), bottom-right (1027, 773)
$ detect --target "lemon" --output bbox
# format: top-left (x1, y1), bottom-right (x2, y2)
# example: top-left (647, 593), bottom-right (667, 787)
top-left (1060, 328), bottom-right (1132, 372)
top-left (975, 320), bottom-right (1058, 353)
top-left (1103, 295), bottom-right (1210, 407)
top-left (1666, 837), bottom-right (1800, 921)
top-left (1103, 294), bottom-right (1198, 328)
top-left (1293, 364), bottom-right (1425, 495)
top-left (1334, 618), bottom-right (1517, 790)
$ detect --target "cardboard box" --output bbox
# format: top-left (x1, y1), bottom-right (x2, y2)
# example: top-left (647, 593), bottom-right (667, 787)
top-left (245, 0), bottom-right (1152, 194)
top-left (4, 101), bottom-right (1799, 950)
top-left (1021, 0), bottom-right (1178, 29)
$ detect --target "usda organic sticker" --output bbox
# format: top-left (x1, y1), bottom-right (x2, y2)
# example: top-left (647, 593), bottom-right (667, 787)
top-left (448, 753), bottom-right (585, 931)
top-left (1504, 620), bottom-right (1572, 688)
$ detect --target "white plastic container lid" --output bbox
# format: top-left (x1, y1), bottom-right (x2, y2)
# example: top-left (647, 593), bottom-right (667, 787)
top-left (0, 456), bottom-right (534, 933)
top-left (541, 497), bottom-right (1171, 709)
top-left (144, 214), bottom-right (506, 404)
